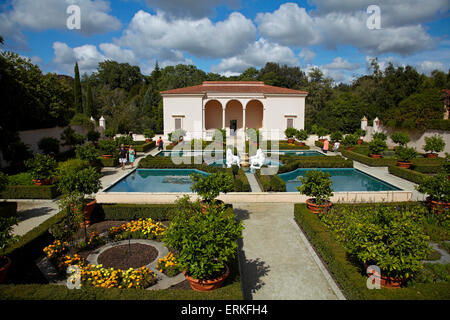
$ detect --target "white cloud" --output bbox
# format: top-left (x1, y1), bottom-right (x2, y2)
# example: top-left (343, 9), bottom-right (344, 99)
top-left (211, 38), bottom-right (299, 75)
top-left (299, 48), bottom-right (316, 63)
top-left (415, 60), bottom-right (446, 75)
top-left (99, 43), bottom-right (139, 65)
top-left (117, 10), bottom-right (256, 59)
top-left (256, 3), bottom-right (322, 46)
top-left (51, 42), bottom-right (106, 75)
top-left (323, 57), bottom-right (360, 70)
top-left (255, 3), bottom-right (436, 56)
top-left (0, 0), bottom-right (121, 48)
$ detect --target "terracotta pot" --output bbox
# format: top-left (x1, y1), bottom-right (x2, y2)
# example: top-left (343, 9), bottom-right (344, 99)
top-left (396, 161), bottom-right (412, 169)
top-left (288, 138), bottom-right (295, 144)
top-left (145, 138), bottom-right (151, 143)
top-left (357, 139), bottom-right (363, 145)
top-left (184, 264), bottom-right (230, 291)
top-left (426, 153), bottom-right (438, 158)
top-left (32, 178), bottom-right (53, 186)
top-left (101, 154), bottom-right (113, 159)
top-left (346, 146), bottom-right (355, 151)
top-left (318, 139), bottom-right (326, 142)
top-left (297, 142), bottom-right (305, 147)
top-left (306, 198), bottom-right (332, 215)
top-left (370, 154), bottom-right (382, 159)
top-left (364, 263), bottom-right (407, 289)
top-left (0, 256), bottom-right (11, 284)
top-left (72, 200), bottom-right (97, 227)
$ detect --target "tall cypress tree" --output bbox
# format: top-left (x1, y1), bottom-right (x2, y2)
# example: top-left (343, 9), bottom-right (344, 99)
top-left (85, 81), bottom-right (93, 118)
top-left (73, 62), bottom-right (83, 113)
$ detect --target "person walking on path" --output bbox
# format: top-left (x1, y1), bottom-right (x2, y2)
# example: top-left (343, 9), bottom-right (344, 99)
top-left (332, 141), bottom-right (340, 152)
top-left (322, 139), bottom-right (329, 154)
top-left (119, 144), bottom-right (127, 170)
top-left (128, 146), bottom-right (136, 168)
top-left (157, 136), bottom-right (164, 151)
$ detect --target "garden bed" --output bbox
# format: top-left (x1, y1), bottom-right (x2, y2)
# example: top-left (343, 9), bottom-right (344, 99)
top-left (294, 202), bottom-right (450, 299)
top-left (97, 243), bottom-right (158, 269)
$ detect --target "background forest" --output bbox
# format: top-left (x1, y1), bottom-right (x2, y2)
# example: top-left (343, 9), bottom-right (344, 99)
top-left (1, 33), bottom-right (449, 141)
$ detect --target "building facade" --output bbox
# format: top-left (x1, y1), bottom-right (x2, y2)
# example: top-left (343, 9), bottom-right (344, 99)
top-left (161, 81), bottom-right (308, 140)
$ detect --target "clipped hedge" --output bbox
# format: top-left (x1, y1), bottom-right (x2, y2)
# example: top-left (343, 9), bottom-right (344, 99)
top-left (388, 166), bottom-right (428, 184)
top-left (92, 203), bottom-right (177, 222)
top-left (294, 203), bottom-right (450, 300)
top-left (0, 202), bottom-right (17, 218)
top-left (426, 119), bottom-right (450, 131)
top-left (341, 149), bottom-right (397, 167)
top-left (315, 140), bottom-right (324, 148)
top-left (254, 170), bottom-right (286, 192)
top-left (233, 169), bottom-right (251, 192)
top-left (100, 157), bottom-right (118, 167)
top-left (133, 140), bottom-right (156, 152)
top-left (278, 156), bottom-right (353, 173)
top-left (0, 185), bottom-right (60, 199)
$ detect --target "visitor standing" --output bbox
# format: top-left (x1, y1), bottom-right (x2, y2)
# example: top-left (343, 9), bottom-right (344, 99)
top-left (323, 139), bottom-right (329, 154)
top-left (333, 141), bottom-right (340, 152)
top-left (119, 144), bottom-right (127, 170)
top-left (157, 136), bottom-right (164, 151)
top-left (128, 146), bottom-right (135, 168)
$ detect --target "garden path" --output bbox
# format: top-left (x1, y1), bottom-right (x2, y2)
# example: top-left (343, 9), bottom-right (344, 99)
top-left (234, 202), bottom-right (345, 300)
top-left (11, 200), bottom-right (60, 236)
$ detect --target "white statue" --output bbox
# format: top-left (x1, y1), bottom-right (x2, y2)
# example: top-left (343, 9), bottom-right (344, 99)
top-left (226, 149), bottom-right (240, 168)
top-left (250, 148), bottom-right (266, 169)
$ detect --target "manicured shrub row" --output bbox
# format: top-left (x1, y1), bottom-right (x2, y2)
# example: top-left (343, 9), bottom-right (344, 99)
top-left (0, 185), bottom-right (61, 199)
top-left (100, 157), bottom-right (118, 167)
top-left (257, 140), bottom-right (310, 150)
top-left (233, 169), bottom-right (251, 192)
top-left (133, 140), bottom-right (156, 152)
top-left (315, 141), bottom-right (324, 148)
top-left (426, 119), bottom-right (450, 131)
top-left (341, 149), bottom-right (397, 167)
top-left (278, 157), bottom-right (353, 174)
top-left (293, 204), bottom-right (450, 300)
top-left (413, 164), bottom-right (443, 174)
top-left (0, 202), bottom-right (17, 218)
top-left (254, 170), bottom-right (286, 192)
top-left (388, 166), bottom-right (428, 184)
top-left (92, 203), bottom-right (177, 221)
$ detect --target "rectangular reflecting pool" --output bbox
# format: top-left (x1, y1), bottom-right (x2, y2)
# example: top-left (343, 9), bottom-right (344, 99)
top-left (279, 168), bottom-right (401, 192)
top-left (104, 169), bottom-right (209, 193)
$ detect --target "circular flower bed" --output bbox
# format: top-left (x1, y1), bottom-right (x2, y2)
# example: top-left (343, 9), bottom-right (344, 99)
top-left (98, 243), bottom-right (158, 270)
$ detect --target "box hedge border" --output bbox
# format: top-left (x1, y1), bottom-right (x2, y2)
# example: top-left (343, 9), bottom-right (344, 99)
top-left (133, 140), bottom-right (156, 152)
top-left (0, 185), bottom-right (60, 200)
top-left (294, 203), bottom-right (450, 300)
top-left (388, 166), bottom-right (428, 184)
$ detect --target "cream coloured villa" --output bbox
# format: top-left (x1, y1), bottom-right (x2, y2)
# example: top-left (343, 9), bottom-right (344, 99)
top-left (161, 81), bottom-right (308, 140)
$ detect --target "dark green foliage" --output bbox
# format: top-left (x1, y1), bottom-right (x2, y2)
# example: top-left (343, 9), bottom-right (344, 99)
top-left (99, 157), bottom-right (118, 167)
top-left (342, 133), bottom-right (359, 147)
top-left (284, 127), bottom-right (297, 138)
top-left (97, 139), bottom-right (116, 155)
top-left (372, 132), bottom-right (387, 141)
top-left (191, 172), bottom-right (234, 202)
top-left (38, 137), bottom-right (60, 155)
top-left (133, 141), bottom-right (156, 152)
top-left (60, 126), bottom-right (86, 147)
top-left (74, 62), bottom-right (83, 114)
top-left (423, 135), bottom-right (446, 154)
top-left (103, 128), bottom-right (115, 138)
top-left (0, 185), bottom-right (60, 199)
top-left (390, 132), bottom-right (410, 146)
top-left (85, 81), bottom-right (94, 117)
top-left (395, 146), bottom-right (418, 162)
top-left (416, 172), bottom-right (450, 203)
top-left (330, 131), bottom-right (343, 142)
top-left (87, 130), bottom-right (100, 143)
top-left (92, 204), bottom-right (177, 222)
top-left (254, 171), bottom-right (286, 192)
top-left (0, 202), bottom-right (17, 218)
top-left (57, 166), bottom-right (102, 195)
top-left (0, 172), bottom-right (8, 192)
top-left (388, 166), bottom-right (427, 184)
top-left (75, 142), bottom-right (99, 163)
top-left (24, 154), bottom-right (57, 181)
top-left (294, 203), bottom-right (450, 300)
top-left (96, 60), bottom-right (143, 91)
top-left (368, 138), bottom-right (387, 155)
top-left (426, 119), bottom-right (450, 131)
top-left (114, 135), bottom-right (134, 146)
top-left (6, 172), bottom-right (33, 186)
top-left (295, 129), bottom-right (309, 142)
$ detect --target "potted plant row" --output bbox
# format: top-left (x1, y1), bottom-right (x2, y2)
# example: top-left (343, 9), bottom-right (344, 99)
top-left (163, 196), bottom-right (243, 291)
top-left (368, 138), bottom-right (387, 158)
top-left (423, 135), bottom-right (445, 158)
top-left (24, 154), bottom-right (57, 186)
top-left (342, 133), bottom-right (359, 151)
top-left (416, 172), bottom-right (450, 214)
top-left (395, 146), bottom-right (418, 169)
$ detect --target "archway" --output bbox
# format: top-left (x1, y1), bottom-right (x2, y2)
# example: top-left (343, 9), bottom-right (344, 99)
top-left (205, 100), bottom-right (223, 129)
top-left (225, 100), bottom-right (243, 133)
top-left (245, 100), bottom-right (263, 129)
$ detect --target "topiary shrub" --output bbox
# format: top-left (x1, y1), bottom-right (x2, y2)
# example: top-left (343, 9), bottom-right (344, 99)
top-left (390, 132), bottom-right (410, 147)
top-left (190, 172), bottom-right (234, 203)
top-left (372, 132), bottom-right (387, 141)
top-left (395, 146), bottom-right (418, 162)
top-left (24, 154), bottom-right (57, 182)
top-left (295, 129), bottom-right (309, 143)
top-left (297, 170), bottom-right (334, 205)
top-left (330, 131), bottom-right (343, 142)
top-left (38, 137), bottom-right (60, 155)
top-left (369, 138), bottom-right (387, 155)
top-left (423, 135), bottom-right (445, 155)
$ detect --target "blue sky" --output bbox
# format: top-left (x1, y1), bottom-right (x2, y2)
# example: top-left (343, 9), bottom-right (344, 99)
top-left (1, 0), bottom-right (449, 83)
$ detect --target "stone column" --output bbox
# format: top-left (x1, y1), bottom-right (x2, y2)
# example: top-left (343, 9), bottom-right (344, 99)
top-left (99, 116), bottom-right (106, 129)
top-left (361, 116), bottom-right (368, 131)
top-left (373, 117), bottom-right (380, 133)
top-left (202, 99), bottom-right (206, 139)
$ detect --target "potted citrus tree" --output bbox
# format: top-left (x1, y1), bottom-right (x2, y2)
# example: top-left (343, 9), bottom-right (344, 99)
top-left (57, 166), bottom-right (102, 226)
top-left (416, 172), bottom-right (450, 214)
top-left (423, 135), bottom-right (445, 158)
top-left (191, 172), bottom-right (234, 210)
top-left (356, 129), bottom-right (366, 145)
top-left (395, 146), bottom-right (418, 169)
top-left (330, 131), bottom-right (343, 144)
top-left (368, 138), bottom-right (387, 158)
top-left (342, 133), bottom-right (359, 151)
top-left (25, 154), bottom-right (57, 186)
top-left (297, 170), bottom-right (334, 214)
top-left (284, 127), bottom-right (297, 144)
top-left (316, 127), bottom-right (328, 142)
top-left (295, 129), bottom-right (309, 146)
top-left (163, 196), bottom-right (243, 291)
top-left (390, 132), bottom-right (410, 150)
top-left (144, 129), bottom-right (155, 143)
top-left (75, 142), bottom-right (101, 168)
top-left (97, 139), bottom-right (117, 159)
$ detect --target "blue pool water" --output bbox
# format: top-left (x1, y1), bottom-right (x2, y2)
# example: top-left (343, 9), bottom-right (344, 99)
top-left (263, 150), bottom-right (324, 157)
top-left (279, 168), bottom-right (401, 192)
top-left (104, 169), bottom-right (209, 193)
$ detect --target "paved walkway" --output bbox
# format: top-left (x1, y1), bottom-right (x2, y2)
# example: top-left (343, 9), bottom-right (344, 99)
top-left (234, 202), bottom-right (345, 300)
top-left (11, 200), bottom-right (60, 236)
top-left (245, 173), bottom-right (262, 192)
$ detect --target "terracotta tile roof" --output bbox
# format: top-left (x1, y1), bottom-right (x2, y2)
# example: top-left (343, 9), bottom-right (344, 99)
top-left (160, 81), bottom-right (308, 95)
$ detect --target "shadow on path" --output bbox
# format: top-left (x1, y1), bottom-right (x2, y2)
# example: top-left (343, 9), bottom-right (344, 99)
top-left (16, 206), bottom-right (55, 221)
